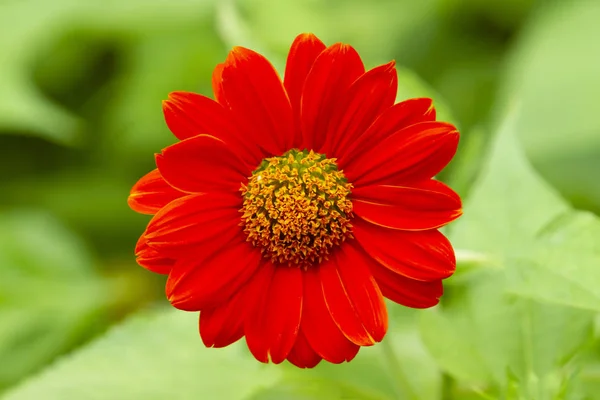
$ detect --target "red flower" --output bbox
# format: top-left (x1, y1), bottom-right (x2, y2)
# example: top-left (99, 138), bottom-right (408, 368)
top-left (128, 33), bottom-right (462, 368)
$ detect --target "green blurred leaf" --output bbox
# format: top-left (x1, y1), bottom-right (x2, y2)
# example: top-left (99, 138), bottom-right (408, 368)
top-left (0, 210), bottom-right (111, 391)
top-left (507, 212), bottom-right (600, 311)
top-left (248, 381), bottom-right (346, 400)
top-left (280, 356), bottom-right (397, 400)
top-left (101, 27), bottom-right (226, 164)
top-left (6, 304), bottom-right (442, 399)
top-left (420, 289), bottom-right (492, 384)
top-left (421, 110), bottom-right (598, 397)
top-left (4, 309), bottom-right (282, 400)
top-left (0, 0), bottom-right (214, 145)
top-left (421, 270), bottom-right (593, 398)
top-left (253, 330), bottom-right (429, 400)
top-left (449, 110), bottom-right (569, 258)
top-left (227, 0), bottom-right (439, 63)
top-left (439, 0), bottom-right (536, 30)
top-left (1, 171), bottom-right (144, 257)
top-left (383, 307), bottom-right (444, 400)
top-left (579, 362), bottom-right (600, 399)
top-left (262, 308), bottom-right (442, 400)
top-left (451, 110), bottom-right (600, 312)
top-left (0, 1), bottom-right (82, 144)
top-left (501, 1), bottom-right (600, 213)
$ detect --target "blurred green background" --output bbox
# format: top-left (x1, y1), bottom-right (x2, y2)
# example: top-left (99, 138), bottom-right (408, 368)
top-left (2, 0), bottom-right (600, 399)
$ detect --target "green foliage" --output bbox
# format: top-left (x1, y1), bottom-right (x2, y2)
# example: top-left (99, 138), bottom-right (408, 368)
top-left (271, 309), bottom-right (443, 400)
top-left (0, 0), bottom-right (214, 145)
top-left (1, 0), bottom-right (600, 398)
top-left (3, 308), bottom-right (441, 400)
top-left (3, 310), bottom-right (282, 400)
top-left (421, 112), bottom-right (600, 398)
top-left (508, 212), bottom-right (600, 311)
top-left (0, 211), bottom-right (112, 391)
top-left (450, 112), bottom-right (569, 257)
top-left (502, 1), bottom-right (600, 214)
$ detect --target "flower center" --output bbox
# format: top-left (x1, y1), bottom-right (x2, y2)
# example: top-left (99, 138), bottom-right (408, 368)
top-left (240, 149), bottom-right (354, 268)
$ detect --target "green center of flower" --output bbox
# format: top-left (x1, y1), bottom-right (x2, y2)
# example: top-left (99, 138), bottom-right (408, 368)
top-left (240, 149), bottom-right (354, 268)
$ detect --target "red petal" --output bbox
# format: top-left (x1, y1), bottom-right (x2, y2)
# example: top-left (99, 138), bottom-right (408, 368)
top-left (301, 268), bottom-right (359, 363)
top-left (370, 261), bottom-right (443, 309)
top-left (212, 63), bottom-right (227, 106)
top-left (340, 97), bottom-right (436, 168)
top-left (144, 193), bottom-right (241, 256)
top-left (301, 43), bottom-right (365, 150)
top-left (319, 248), bottom-right (387, 346)
top-left (246, 265), bottom-right (303, 364)
top-left (344, 121), bottom-right (459, 187)
top-left (352, 180), bottom-right (462, 230)
top-left (199, 283), bottom-right (250, 348)
top-left (162, 92), bottom-right (231, 141)
top-left (321, 61), bottom-right (398, 157)
top-left (286, 330), bottom-right (322, 369)
top-left (244, 262), bottom-right (275, 363)
top-left (162, 92), bottom-right (260, 167)
top-left (335, 244), bottom-right (388, 342)
top-left (166, 235), bottom-right (261, 311)
top-left (156, 134), bottom-right (250, 193)
top-left (134, 234), bottom-right (174, 274)
top-left (128, 169), bottom-right (185, 215)
top-left (283, 33), bottom-right (326, 148)
top-left (221, 47), bottom-right (294, 155)
top-left (353, 218), bottom-right (456, 281)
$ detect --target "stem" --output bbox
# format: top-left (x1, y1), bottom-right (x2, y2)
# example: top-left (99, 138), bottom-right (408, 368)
top-left (454, 249), bottom-right (493, 266)
top-left (380, 338), bottom-right (420, 400)
top-left (473, 389), bottom-right (497, 400)
top-left (521, 301), bottom-right (539, 400)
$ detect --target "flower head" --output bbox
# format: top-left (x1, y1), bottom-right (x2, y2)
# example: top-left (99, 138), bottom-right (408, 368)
top-left (128, 33), bottom-right (462, 368)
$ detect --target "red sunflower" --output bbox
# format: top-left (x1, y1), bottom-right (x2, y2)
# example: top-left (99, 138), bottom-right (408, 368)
top-left (128, 33), bottom-right (462, 368)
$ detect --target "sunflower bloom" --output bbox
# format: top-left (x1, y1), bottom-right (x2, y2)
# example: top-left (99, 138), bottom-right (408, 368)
top-left (128, 33), bottom-right (462, 368)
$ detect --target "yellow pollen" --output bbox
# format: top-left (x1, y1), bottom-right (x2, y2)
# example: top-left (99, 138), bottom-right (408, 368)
top-left (240, 149), bottom-right (353, 268)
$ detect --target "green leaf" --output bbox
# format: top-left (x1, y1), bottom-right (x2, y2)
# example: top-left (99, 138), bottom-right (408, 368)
top-left (579, 362), bottom-right (600, 399)
top-left (280, 357), bottom-right (397, 400)
top-left (382, 308), bottom-right (443, 400)
top-left (420, 110), bottom-right (598, 395)
top-left (0, 210), bottom-right (111, 391)
top-left (449, 110), bottom-right (569, 258)
top-left (248, 380), bottom-right (347, 400)
top-left (1, 172), bottom-right (143, 254)
top-left (421, 271), bottom-right (593, 396)
top-left (0, 0), bottom-right (82, 144)
top-left (500, 1), bottom-right (600, 213)
top-left (7, 304), bottom-right (442, 400)
top-left (101, 28), bottom-right (226, 163)
top-left (227, 0), bottom-right (439, 64)
top-left (507, 212), bottom-right (600, 311)
top-left (503, 1), bottom-right (600, 160)
top-left (0, 0), bottom-right (214, 145)
top-left (268, 308), bottom-right (442, 400)
top-left (4, 309), bottom-right (282, 400)
top-left (420, 287), bottom-right (493, 384)
top-left (451, 110), bottom-right (600, 313)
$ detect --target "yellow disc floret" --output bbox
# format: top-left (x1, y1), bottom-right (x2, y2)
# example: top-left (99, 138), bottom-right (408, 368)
top-left (240, 149), bottom-right (353, 268)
